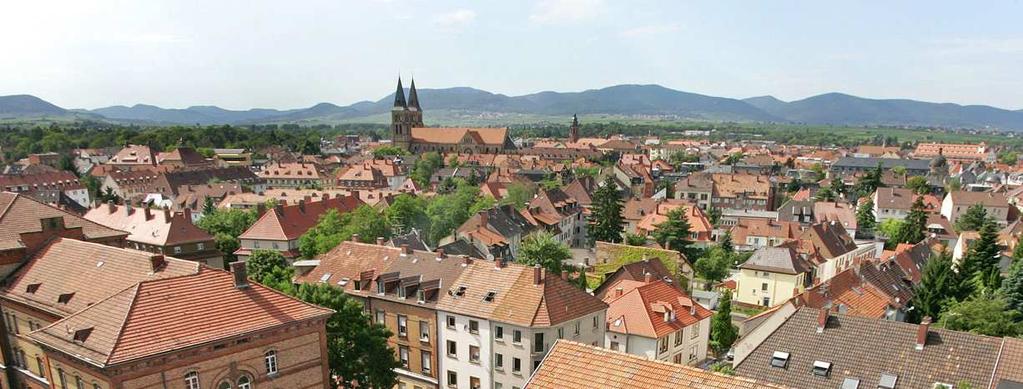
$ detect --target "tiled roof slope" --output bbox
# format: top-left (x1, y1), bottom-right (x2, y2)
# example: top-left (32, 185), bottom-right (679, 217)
top-left (238, 194), bottom-right (363, 241)
top-left (83, 204), bottom-right (212, 246)
top-left (30, 268), bottom-right (332, 367)
top-left (0, 192), bottom-right (127, 248)
top-left (410, 127), bottom-right (508, 146)
top-left (735, 306), bottom-right (1004, 389)
top-left (740, 246), bottom-right (810, 275)
top-left (1, 238), bottom-right (199, 316)
top-left (527, 340), bottom-right (787, 389)
top-left (993, 338), bottom-right (1023, 388)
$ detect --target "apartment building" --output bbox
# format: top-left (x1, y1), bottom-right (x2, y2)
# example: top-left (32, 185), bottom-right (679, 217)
top-left (941, 190), bottom-right (1011, 227)
top-left (526, 187), bottom-right (585, 247)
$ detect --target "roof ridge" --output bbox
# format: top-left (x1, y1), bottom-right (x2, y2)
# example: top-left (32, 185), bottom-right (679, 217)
top-left (103, 283), bottom-right (144, 365)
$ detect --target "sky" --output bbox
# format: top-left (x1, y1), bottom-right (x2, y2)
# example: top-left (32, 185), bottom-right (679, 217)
top-left (2, 0), bottom-right (1022, 110)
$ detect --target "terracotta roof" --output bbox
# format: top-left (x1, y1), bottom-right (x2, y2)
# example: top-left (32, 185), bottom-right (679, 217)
top-left (947, 190), bottom-right (1010, 208)
top-left (796, 222), bottom-right (856, 259)
top-left (410, 127), bottom-right (508, 146)
top-left (603, 279), bottom-right (711, 338)
top-left (993, 338), bottom-right (1023, 387)
top-left (593, 258), bottom-right (678, 300)
top-left (238, 194), bottom-right (363, 241)
top-left (0, 171), bottom-right (83, 191)
top-left (794, 268), bottom-right (894, 319)
top-left (258, 162), bottom-right (322, 179)
top-left (735, 306), bottom-right (1005, 389)
top-left (711, 173), bottom-right (772, 200)
top-left (84, 204), bottom-right (213, 246)
top-left (635, 200), bottom-right (712, 237)
top-left (108, 144), bottom-right (156, 165)
top-left (729, 219), bottom-right (802, 244)
top-left (740, 246), bottom-right (811, 275)
top-left (526, 340), bottom-right (787, 389)
top-left (0, 192), bottom-right (127, 250)
top-left (30, 268), bottom-right (332, 367)
top-left (1, 238), bottom-right (200, 316)
top-left (812, 202), bottom-right (857, 232)
top-left (874, 187), bottom-right (919, 210)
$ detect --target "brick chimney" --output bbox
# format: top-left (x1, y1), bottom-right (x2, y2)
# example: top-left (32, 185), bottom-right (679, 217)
top-left (561, 270), bottom-right (569, 281)
top-left (143, 207), bottom-right (152, 220)
top-left (149, 254), bottom-right (165, 272)
top-left (463, 256), bottom-right (473, 266)
top-left (533, 264), bottom-right (542, 285)
top-left (401, 244), bottom-right (411, 255)
top-left (256, 203), bottom-right (266, 217)
top-left (495, 256), bottom-right (505, 269)
top-left (479, 211), bottom-right (488, 227)
top-left (816, 309), bottom-right (829, 333)
top-left (231, 261), bottom-right (249, 289)
top-left (916, 317), bottom-right (931, 350)
top-left (183, 208), bottom-right (192, 222)
top-left (298, 199), bottom-right (306, 213)
top-left (162, 206), bottom-right (171, 222)
top-left (614, 287), bottom-right (624, 298)
top-left (351, 233), bottom-right (360, 242)
top-left (376, 236), bottom-right (385, 246)
top-left (644, 272), bottom-right (653, 283)
top-left (436, 248), bottom-right (446, 260)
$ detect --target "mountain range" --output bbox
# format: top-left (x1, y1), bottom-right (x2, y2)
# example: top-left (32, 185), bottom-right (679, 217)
top-left (3, 85), bottom-right (1023, 130)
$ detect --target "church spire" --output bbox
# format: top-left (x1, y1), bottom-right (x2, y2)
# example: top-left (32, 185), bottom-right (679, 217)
top-left (408, 77), bottom-right (421, 111)
top-left (393, 77), bottom-right (407, 109)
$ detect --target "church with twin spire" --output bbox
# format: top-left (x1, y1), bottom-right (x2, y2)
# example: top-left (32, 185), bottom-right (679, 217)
top-left (390, 77), bottom-right (515, 154)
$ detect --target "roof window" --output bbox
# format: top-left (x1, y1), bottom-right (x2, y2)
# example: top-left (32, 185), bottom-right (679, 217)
top-left (842, 378), bottom-right (860, 389)
top-left (879, 373), bottom-right (898, 389)
top-left (770, 351), bottom-right (789, 368)
top-left (812, 361), bottom-right (831, 376)
top-left (57, 293), bottom-right (75, 304)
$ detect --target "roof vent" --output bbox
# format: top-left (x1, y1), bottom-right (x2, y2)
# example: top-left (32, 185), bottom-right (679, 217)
top-left (57, 293), bottom-right (75, 304)
top-left (770, 351), bottom-right (789, 368)
top-left (25, 283), bottom-right (41, 294)
top-left (811, 360), bottom-right (831, 376)
top-left (878, 373), bottom-right (898, 389)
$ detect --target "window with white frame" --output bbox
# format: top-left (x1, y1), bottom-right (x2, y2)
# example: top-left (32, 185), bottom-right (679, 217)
top-left (265, 350), bottom-right (278, 375)
top-left (185, 372), bottom-right (200, 389)
top-left (237, 375), bottom-right (251, 389)
top-left (398, 315), bottom-right (408, 337)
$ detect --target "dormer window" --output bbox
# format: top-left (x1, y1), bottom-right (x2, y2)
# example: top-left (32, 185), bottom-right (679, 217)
top-left (812, 361), bottom-right (831, 376)
top-left (377, 280), bottom-right (385, 294)
top-left (455, 286), bottom-right (467, 297)
top-left (770, 351), bottom-right (789, 368)
top-left (25, 283), bottom-right (40, 294)
top-left (57, 293), bottom-right (75, 304)
top-left (73, 327), bottom-right (93, 342)
top-left (417, 290), bottom-right (426, 303)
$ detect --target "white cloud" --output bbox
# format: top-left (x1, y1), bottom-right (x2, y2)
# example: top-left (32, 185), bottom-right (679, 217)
top-left (110, 33), bottom-right (190, 44)
top-left (529, 0), bottom-right (605, 24)
top-left (434, 9), bottom-right (477, 27)
top-left (620, 23), bottom-right (680, 38)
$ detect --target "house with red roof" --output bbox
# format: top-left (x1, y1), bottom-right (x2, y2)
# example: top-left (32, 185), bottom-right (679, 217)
top-left (602, 277), bottom-right (712, 366)
top-left (235, 193), bottom-right (363, 261)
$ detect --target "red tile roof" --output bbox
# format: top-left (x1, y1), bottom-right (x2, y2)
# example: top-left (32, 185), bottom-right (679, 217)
top-left (238, 194), bottom-right (363, 241)
top-left (0, 192), bottom-right (127, 250)
top-left (1, 238), bottom-right (200, 316)
top-left (30, 268), bottom-right (332, 367)
top-left (603, 279), bottom-right (712, 338)
top-left (83, 204), bottom-right (213, 246)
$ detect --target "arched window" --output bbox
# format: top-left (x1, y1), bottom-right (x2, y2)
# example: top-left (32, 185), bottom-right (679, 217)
top-left (36, 356), bottom-right (45, 376)
top-left (75, 376), bottom-right (85, 389)
top-left (237, 375), bottom-right (251, 389)
top-left (217, 381), bottom-right (232, 389)
top-left (264, 350), bottom-right (278, 375)
top-left (184, 371), bottom-right (200, 389)
top-left (57, 368), bottom-right (67, 389)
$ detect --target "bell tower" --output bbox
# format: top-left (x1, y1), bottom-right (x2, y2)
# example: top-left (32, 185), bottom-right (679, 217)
top-left (569, 113), bottom-right (580, 143)
top-left (391, 77), bottom-right (412, 150)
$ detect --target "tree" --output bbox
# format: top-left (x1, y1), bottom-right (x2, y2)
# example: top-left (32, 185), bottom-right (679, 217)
top-left (856, 198), bottom-right (876, 237)
top-left (588, 177), bottom-right (625, 244)
top-left (707, 206), bottom-right (722, 226)
top-left (877, 218), bottom-right (902, 239)
top-left (907, 250), bottom-right (956, 323)
top-left (372, 145), bottom-right (409, 158)
top-left (385, 194), bottom-right (429, 234)
top-left (1003, 258), bottom-right (1023, 314)
top-left (710, 291), bottom-right (739, 354)
top-left (955, 204), bottom-right (989, 232)
top-left (854, 163), bottom-right (884, 197)
top-left (828, 177), bottom-right (847, 198)
top-left (906, 176), bottom-right (930, 195)
top-left (890, 196), bottom-right (927, 247)
top-left (517, 230), bottom-right (571, 274)
top-left (958, 220), bottom-right (1003, 296)
top-left (998, 150), bottom-right (1018, 165)
top-left (574, 265), bottom-right (589, 290)
top-left (719, 231), bottom-right (734, 253)
top-left (651, 207), bottom-right (692, 254)
top-left (624, 233), bottom-right (647, 246)
top-left (299, 206), bottom-right (392, 258)
top-left (499, 182), bottom-right (536, 210)
top-left (810, 163), bottom-right (825, 179)
top-left (814, 186), bottom-right (835, 202)
top-left (201, 196), bottom-right (216, 216)
top-left (246, 249), bottom-right (287, 282)
top-left (694, 246), bottom-right (732, 285)
top-left (410, 152), bottom-right (442, 187)
top-left (937, 296), bottom-right (1021, 337)
top-left (196, 208), bottom-right (257, 262)
top-left (785, 178), bottom-right (802, 193)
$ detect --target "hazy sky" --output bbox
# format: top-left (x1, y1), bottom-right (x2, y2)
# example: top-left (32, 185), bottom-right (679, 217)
top-left (3, 0), bottom-right (1022, 110)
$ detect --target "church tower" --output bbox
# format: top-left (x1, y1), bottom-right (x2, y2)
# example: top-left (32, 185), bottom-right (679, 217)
top-left (391, 77), bottom-right (412, 150)
top-left (569, 113), bottom-right (580, 143)
top-left (407, 78), bottom-right (425, 127)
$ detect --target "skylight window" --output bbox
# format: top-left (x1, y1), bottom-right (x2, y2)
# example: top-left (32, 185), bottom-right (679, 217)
top-left (73, 327), bottom-right (93, 342)
top-left (455, 286), bottom-right (467, 297)
top-left (812, 361), bottom-right (831, 376)
top-left (770, 351), bottom-right (789, 368)
top-left (842, 378), bottom-right (860, 389)
top-left (25, 283), bottom-right (40, 294)
top-left (338, 278), bottom-right (350, 287)
top-left (483, 291), bottom-right (497, 302)
top-left (879, 373), bottom-right (898, 389)
top-left (57, 293), bottom-right (75, 304)
top-left (320, 273), bottom-right (332, 283)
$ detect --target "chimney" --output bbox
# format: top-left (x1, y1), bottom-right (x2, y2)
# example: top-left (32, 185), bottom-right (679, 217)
top-left (162, 206), bottom-right (171, 222)
top-left (376, 236), bottom-right (386, 246)
top-left (533, 264), bottom-right (542, 285)
top-left (401, 244), bottom-right (411, 255)
top-left (561, 270), bottom-right (569, 281)
top-left (273, 203), bottom-right (284, 216)
top-left (463, 256), bottom-right (473, 266)
top-left (183, 208), bottom-right (192, 222)
top-left (614, 287), bottom-right (624, 298)
top-left (144, 207), bottom-right (152, 220)
top-left (495, 256), bottom-right (505, 269)
top-left (149, 254), bottom-right (165, 272)
top-left (123, 202), bottom-right (132, 216)
top-left (915, 317), bottom-right (931, 350)
top-left (298, 199), bottom-right (306, 213)
top-left (479, 211), bottom-right (488, 227)
top-left (644, 272), bottom-right (653, 283)
top-left (816, 309), bottom-right (829, 333)
top-left (303, 195), bottom-right (312, 203)
top-left (323, 192), bottom-right (331, 200)
top-left (231, 261), bottom-right (249, 289)
top-left (436, 248), bottom-right (446, 260)
top-left (351, 233), bottom-right (360, 242)
top-left (351, 190), bottom-right (360, 200)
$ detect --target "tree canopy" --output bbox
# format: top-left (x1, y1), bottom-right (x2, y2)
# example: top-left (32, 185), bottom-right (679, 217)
top-left (588, 177), bottom-right (625, 244)
top-left (517, 230), bottom-right (572, 275)
top-left (651, 207), bottom-right (693, 254)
